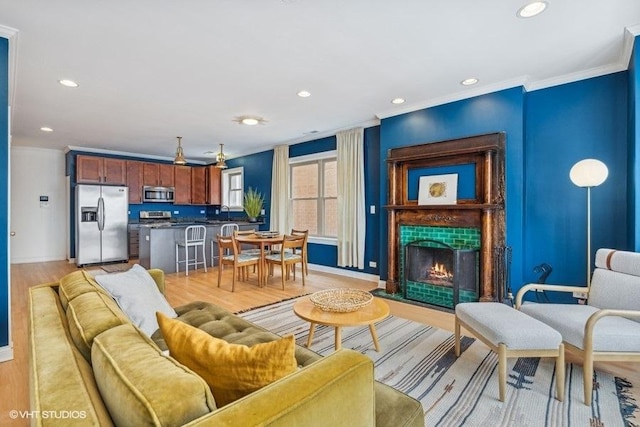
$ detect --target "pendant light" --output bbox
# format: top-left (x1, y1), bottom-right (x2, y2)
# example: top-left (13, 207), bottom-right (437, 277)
top-left (215, 143), bottom-right (228, 169)
top-left (174, 136), bottom-right (187, 165)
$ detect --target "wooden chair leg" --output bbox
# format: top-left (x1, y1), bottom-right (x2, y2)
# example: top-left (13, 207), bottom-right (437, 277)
top-left (454, 318), bottom-right (461, 357)
top-left (583, 352), bottom-right (593, 406)
top-left (217, 263), bottom-right (222, 288)
top-left (232, 264), bottom-right (236, 292)
top-left (281, 264), bottom-right (285, 290)
top-left (556, 343), bottom-right (565, 402)
top-left (498, 344), bottom-right (507, 402)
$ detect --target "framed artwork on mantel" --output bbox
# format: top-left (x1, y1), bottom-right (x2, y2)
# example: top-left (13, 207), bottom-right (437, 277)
top-left (418, 174), bottom-right (458, 205)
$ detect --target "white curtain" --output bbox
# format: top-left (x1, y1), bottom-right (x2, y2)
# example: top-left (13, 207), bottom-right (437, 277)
top-left (337, 127), bottom-right (366, 269)
top-left (269, 145), bottom-right (289, 233)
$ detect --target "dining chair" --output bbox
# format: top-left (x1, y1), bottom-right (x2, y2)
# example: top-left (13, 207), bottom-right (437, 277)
top-left (291, 229), bottom-right (309, 276)
top-left (233, 229), bottom-right (262, 255)
top-left (211, 223), bottom-right (239, 267)
top-left (216, 234), bottom-right (260, 292)
top-left (175, 225), bottom-right (207, 276)
top-left (265, 235), bottom-right (306, 290)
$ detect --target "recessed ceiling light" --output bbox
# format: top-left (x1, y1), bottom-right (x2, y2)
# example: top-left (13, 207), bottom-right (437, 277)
top-left (297, 90), bottom-right (311, 98)
top-left (461, 78), bottom-right (479, 86)
top-left (58, 79), bottom-right (79, 88)
top-left (40, 127), bottom-right (53, 132)
top-left (517, 1), bottom-right (548, 18)
top-left (391, 98), bottom-right (406, 104)
top-left (241, 117), bottom-right (259, 126)
top-left (235, 116), bottom-right (267, 126)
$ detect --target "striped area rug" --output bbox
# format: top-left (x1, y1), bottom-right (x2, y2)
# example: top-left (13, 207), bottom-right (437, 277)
top-left (239, 298), bottom-right (637, 427)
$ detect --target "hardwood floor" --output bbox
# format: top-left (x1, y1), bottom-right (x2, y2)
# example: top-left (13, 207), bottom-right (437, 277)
top-left (1, 260), bottom-right (638, 426)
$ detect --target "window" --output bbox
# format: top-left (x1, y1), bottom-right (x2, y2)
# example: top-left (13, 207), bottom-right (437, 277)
top-left (221, 167), bottom-right (244, 210)
top-left (290, 152), bottom-right (337, 239)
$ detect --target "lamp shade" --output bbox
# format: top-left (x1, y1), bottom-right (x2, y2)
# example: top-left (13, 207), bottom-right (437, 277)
top-left (569, 159), bottom-right (608, 188)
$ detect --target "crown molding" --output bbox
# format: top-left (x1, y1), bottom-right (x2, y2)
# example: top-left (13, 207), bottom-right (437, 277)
top-left (525, 62), bottom-right (627, 92)
top-left (65, 145), bottom-right (206, 165)
top-left (376, 76), bottom-right (528, 120)
top-left (281, 117), bottom-right (380, 148)
top-left (0, 25), bottom-right (19, 112)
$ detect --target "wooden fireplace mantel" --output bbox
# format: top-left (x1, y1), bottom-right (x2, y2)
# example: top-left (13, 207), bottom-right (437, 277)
top-left (385, 132), bottom-right (506, 302)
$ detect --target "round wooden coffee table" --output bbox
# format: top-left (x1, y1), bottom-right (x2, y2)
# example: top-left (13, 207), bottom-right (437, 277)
top-left (293, 295), bottom-right (390, 351)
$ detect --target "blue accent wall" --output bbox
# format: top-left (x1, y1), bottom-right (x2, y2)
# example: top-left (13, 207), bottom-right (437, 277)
top-left (630, 36), bottom-right (640, 251)
top-left (1, 37), bottom-right (9, 348)
top-left (379, 88), bottom-right (527, 290)
top-left (224, 149), bottom-right (274, 228)
top-left (525, 73), bottom-right (628, 293)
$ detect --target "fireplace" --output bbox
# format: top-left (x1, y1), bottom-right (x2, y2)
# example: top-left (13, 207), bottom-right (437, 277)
top-left (385, 133), bottom-right (506, 305)
top-left (404, 239), bottom-right (479, 309)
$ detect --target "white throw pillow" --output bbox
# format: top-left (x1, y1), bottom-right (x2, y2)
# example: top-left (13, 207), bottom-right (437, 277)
top-left (95, 264), bottom-right (177, 336)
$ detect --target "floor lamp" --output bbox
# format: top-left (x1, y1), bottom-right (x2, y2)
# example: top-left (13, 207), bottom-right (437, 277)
top-left (569, 159), bottom-right (608, 290)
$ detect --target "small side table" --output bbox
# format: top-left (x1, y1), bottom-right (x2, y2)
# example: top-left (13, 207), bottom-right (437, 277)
top-left (293, 296), bottom-right (390, 351)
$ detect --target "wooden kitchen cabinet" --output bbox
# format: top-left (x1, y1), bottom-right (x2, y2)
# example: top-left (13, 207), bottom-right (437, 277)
top-left (207, 165), bottom-right (221, 205)
top-left (126, 161), bottom-right (144, 204)
top-left (76, 155), bottom-right (126, 185)
top-left (191, 167), bottom-right (207, 205)
top-left (174, 165), bottom-right (192, 204)
top-left (143, 163), bottom-right (175, 187)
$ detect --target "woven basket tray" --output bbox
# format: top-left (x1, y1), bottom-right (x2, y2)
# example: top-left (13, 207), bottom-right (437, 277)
top-left (309, 289), bottom-right (373, 313)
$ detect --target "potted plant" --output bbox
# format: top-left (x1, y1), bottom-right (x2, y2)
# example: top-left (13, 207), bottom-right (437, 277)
top-left (243, 187), bottom-right (264, 222)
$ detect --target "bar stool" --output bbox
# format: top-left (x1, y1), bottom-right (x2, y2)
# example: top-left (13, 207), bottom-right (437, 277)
top-left (211, 223), bottom-right (239, 267)
top-left (175, 225), bottom-right (207, 276)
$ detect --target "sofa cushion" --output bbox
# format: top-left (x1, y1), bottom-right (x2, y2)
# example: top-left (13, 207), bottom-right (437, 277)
top-left (520, 302), bottom-right (640, 351)
top-left (58, 270), bottom-right (111, 310)
top-left (29, 286), bottom-right (115, 426)
top-left (66, 291), bottom-right (130, 361)
top-left (157, 312), bottom-right (297, 407)
top-left (95, 264), bottom-right (177, 336)
top-left (92, 324), bottom-right (216, 427)
top-left (152, 301), bottom-right (322, 367)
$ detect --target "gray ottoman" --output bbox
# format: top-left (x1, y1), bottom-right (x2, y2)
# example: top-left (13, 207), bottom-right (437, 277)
top-left (455, 302), bottom-right (565, 402)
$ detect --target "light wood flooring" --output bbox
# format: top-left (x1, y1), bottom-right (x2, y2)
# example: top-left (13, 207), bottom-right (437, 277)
top-left (1, 260), bottom-right (638, 426)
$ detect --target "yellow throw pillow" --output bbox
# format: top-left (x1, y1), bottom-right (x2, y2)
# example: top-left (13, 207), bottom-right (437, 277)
top-left (157, 312), bottom-right (297, 407)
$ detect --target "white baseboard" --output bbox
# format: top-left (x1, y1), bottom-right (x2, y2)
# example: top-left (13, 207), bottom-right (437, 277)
top-left (0, 343), bottom-right (14, 363)
top-left (11, 255), bottom-right (67, 264)
top-left (307, 263), bottom-right (381, 284)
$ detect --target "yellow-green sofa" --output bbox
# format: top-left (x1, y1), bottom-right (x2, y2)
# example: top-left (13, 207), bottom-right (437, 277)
top-left (29, 269), bottom-right (424, 426)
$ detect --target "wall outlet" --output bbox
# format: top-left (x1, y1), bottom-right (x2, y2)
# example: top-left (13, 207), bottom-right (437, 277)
top-left (573, 291), bottom-right (588, 300)
top-left (173, 210), bottom-right (179, 214)
top-left (261, 209), bottom-right (265, 215)
top-left (369, 261), bottom-right (377, 268)
top-left (370, 205), bottom-right (376, 214)
top-left (200, 210), bottom-right (205, 214)
top-left (215, 209), bottom-right (219, 214)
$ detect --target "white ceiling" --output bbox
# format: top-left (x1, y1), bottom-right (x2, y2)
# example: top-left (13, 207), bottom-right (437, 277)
top-left (1, 1), bottom-right (639, 164)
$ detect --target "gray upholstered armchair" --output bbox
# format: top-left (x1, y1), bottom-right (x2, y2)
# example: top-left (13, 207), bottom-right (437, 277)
top-left (515, 248), bottom-right (640, 405)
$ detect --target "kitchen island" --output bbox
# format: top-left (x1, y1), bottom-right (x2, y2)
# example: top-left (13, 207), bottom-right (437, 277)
top-left (138, 222), bottom-right (260, 273)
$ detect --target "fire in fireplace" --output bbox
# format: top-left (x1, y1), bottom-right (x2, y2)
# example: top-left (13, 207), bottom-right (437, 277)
top-left (404, 240), bottom-right (479, 310)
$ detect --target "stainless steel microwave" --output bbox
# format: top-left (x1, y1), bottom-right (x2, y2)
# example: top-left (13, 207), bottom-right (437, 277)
top-left (142, 186), bottom-right (175, 203)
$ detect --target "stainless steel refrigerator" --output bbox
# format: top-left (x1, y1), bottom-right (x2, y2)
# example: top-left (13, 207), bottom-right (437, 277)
top-left (76, 184), bottom-right (129, 266)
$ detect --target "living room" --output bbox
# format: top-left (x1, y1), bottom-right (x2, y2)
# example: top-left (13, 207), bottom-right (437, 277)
top-left (2, 2), bottom-right (640, 426)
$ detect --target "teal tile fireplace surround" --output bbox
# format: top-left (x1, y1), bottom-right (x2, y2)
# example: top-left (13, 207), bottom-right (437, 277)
top-left (400, 225), bottom-right (481, 309)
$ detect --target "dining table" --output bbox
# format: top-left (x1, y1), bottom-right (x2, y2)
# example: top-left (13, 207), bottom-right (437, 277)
top-left (234, 232), bottom-right (284, 287)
